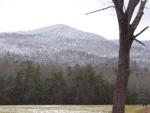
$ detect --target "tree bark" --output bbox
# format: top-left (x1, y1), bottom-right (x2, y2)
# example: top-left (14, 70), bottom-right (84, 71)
top-left (111, 1), bottom-right (148, 113)
top-left (112, 23), bottom-right (132, 113)
top-left (86, 1), bottom-right (148, 113)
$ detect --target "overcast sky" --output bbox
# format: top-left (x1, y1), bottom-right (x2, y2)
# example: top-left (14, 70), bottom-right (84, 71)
top-left (0, 0), bottom-right (149, 40)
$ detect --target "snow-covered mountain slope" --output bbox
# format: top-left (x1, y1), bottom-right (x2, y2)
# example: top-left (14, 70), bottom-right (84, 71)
top-left (0, 24), bottom-right (150, 64)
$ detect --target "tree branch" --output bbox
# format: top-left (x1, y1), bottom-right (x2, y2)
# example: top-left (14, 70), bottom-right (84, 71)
top-left (112, 0), bottom-right (125, 26)
top-left (134, 26), bottom-right (149, 38)
top-left (112, 0), bottom-right (124, 11)
top-left (134, 38), bottom-right (145, 46)
top-left (126, 0), bottom-right (140, 23)
top-left (85, 6), bottom-right (114, 15)
top-left (132, 0), bottom-right (147, 31)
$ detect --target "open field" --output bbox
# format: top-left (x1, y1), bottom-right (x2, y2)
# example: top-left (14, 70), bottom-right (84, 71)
top-left (0, 105), bottom-right (147, 113)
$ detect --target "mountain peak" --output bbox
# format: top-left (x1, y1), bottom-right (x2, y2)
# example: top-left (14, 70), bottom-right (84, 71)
top-left (30, 24), bottom-right (107, 41)
top-left (49, 24), bottom-right (74, 29)
top-left (31, 24), bottom-right (76, 34)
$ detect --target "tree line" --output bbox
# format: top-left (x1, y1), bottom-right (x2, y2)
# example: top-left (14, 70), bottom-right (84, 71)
top-left (0, 55), bottom-right (150, 104)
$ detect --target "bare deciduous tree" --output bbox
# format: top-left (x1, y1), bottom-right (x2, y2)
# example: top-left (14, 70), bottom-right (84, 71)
top-left (86, 0), bottom-right (149, 113)
top-left (112, 1), bottom-right (148, 113)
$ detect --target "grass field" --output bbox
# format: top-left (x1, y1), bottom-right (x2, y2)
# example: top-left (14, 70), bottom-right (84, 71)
top-left (0, 105), bottom-right (146, 113)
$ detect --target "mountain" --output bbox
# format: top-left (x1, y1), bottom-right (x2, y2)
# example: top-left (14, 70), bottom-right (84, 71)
top-left (0, 24), bottom-right (150, 65)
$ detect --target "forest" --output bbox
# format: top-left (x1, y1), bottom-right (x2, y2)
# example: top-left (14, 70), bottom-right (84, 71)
top-left (0, 54), bottom-right (150, 105)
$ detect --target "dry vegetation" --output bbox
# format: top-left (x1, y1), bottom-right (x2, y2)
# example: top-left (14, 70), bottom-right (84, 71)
top-left (0, 105), bottom-right (147, 113)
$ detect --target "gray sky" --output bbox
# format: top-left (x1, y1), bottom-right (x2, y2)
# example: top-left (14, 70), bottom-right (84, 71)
top-left (0, 0), bottom-right (149, 40)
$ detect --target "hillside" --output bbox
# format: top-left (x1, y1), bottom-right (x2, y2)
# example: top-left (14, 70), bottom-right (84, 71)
top-left (0, 24), bottom-right (150, 65)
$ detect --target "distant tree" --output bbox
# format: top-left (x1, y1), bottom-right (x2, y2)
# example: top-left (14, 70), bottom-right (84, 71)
top-left (16, 60), bottom-right (43, 104)
top-left (83, 64), bottom-right (95, 103)
top-left (126, 89), bottom-right (138, 104)
top-left (13, 72), bottom-right (24, 104)
top-left (30, 65), bottom-right (44, 104)
top-left (94, 72), bottom-right (113, 104)
top-left (66, 66), bottom-right (73, 77)
top-left (47, 71), bottom-right (67, 104)
top-left (20, 61), bottom-right (34, 103)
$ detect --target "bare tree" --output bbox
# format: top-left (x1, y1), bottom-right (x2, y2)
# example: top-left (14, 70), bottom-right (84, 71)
top-left (112, 1), bottom-right (148, 113)
top-left (86, 0), bottom-right (149, 113)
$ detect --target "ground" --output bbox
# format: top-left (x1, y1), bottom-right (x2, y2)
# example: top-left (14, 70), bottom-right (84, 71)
top-left (0, 105), bottom-right (148, 113)
top-left (140, 107), bottom-right (150, 113)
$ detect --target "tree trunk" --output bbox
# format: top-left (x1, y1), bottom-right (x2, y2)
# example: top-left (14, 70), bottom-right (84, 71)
top-left (110, 1), bottom-right (148, 113)
top-left (112, 28), bottom-right (131, 113)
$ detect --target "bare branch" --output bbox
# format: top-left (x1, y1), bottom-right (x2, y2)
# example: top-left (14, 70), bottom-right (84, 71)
top-left (112, 0), bottom-right (124, 11)
top-left (112, 0), bottom-right (125, 26)
top-left (126, 0), bottom-right (140, 23)
top-left (134, 26), bottom-right (149, 38)
top-left (132, 0), bottom-right (147, 31)
top-left (85, 6), bottom-right (114, 15)
top-left (134, 38), bottom-right (145, 46)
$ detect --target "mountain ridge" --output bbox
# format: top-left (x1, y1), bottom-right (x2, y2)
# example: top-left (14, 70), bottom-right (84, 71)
top-left (0, 24), bottom-right (150, 65)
